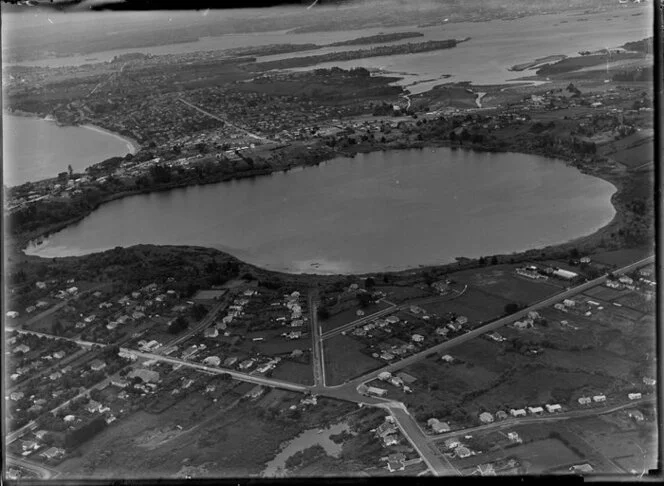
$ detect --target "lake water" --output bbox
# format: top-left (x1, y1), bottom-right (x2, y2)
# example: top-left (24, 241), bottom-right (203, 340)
top-left (24, 149), bottom-right (616, 274)
top-left (3, 114), bottom-right (136, 187)
top-left (262, 422), bottom-right (350, 477)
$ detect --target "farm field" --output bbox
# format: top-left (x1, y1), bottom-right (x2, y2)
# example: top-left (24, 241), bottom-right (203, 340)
top-left (583, 285), bottom-right (632, 302)
top-left (323, 334), bottom-right (383, 385)
top-left (449, 265), bottom-right (563, 303)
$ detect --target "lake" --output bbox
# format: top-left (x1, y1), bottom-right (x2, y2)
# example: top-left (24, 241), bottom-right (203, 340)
top-left (24, 148), bottom-right (617, 274)
top-left (3, 114), bottom-right (137, 187)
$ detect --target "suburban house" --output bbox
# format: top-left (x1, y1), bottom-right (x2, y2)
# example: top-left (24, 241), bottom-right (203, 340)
top-left (223, 356), bottom-right (238, 367)
top-left (545, 404), bottom-right (562, 413)
top-left (245, 385), bottom-right (264, 400)
top-left (90, 359), bottom-right (106, 371)
top-left (40, 447), bottom-right (65, 460)
top-left (643, 377), bottom-right (656, 386)
top-left (389, 376), bottom-right (404, 388)
top-left (455, 446), bottom-right (472, 458)
top-left (507, 432), bottom-right (522, 443)
top-left (378, 371), bottom-right (392, 381)
top-left (479, 412), bottom-right (494, 423)
top-left (14, 344), bottom-right (30, 354)
top-left (570, 463), bottom-right (594, 474)
top-left (428, 418), bottom-right (451, 434)
top-left (456, 316), bottom-right (468, 325)
top-left (239, 359), bottom-right (255, 370)
top-left (444, 438), bottom-right (460, 450)
top-left (495, 410), bottom-right (508, 421)
top-left (513, 320), bottom-right (533, 330)
top-left (411, 334), bottom-right (424, 343)
top-left (203, 356), bottom-right (221, 367)
top-left (203, 327), bottom-right (219, 338)
top-left (627, 410), bottom-right (645, 422)
top-left (527, 406), bottom-right (544, 415)
top-left (510, 409), bottom-right (527, 417)
top-left (592, 395), bottom-right (606, 403)
top-left (440, 354), bottom-right (455, 363)
top-left (111, 379), bottom-right (129, 388)
top-left (383, 434), bottom-right (399, 447)
top-left (628, 392), bottom-right (642, 400)
top-left (375, 422), bottom-right (398, 438)
top-left (86, 400), bottom-right (103, 414)
top-left (128, 368), bottom-right (160, 383)
top-left (578, 397), bottom-right (592, 405)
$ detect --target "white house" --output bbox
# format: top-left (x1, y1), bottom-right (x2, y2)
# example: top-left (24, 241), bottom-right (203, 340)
top-left (628, 393), bottom-right (642, 400)
top-left (578, 397), bottom-right (592, 405)
top-left (411, 334), bottom-right (424, 343)
top-left (510, 409), bottom-right (527, 417)
top-left (545, 404), bottom-right (562, 413)
top-left (592, 395), bottom-right (606, 403)
top-left (527, 406), bottom-right (544, 415)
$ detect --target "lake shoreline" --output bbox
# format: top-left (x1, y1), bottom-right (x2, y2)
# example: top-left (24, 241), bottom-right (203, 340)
top-left (11, 135), bottom-right (631, 278)
top-left (4, 110), bottom-right (142, 156)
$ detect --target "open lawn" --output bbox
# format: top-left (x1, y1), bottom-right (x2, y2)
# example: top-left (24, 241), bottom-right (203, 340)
top-left (323, 335), bottom-right (383, 386)
top-left (450, 265), bottom-right (563, 303)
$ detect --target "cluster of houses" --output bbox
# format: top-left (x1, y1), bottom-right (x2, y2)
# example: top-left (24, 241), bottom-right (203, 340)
top-left (515, 264), bottom-right (580, 282)
top-left (351, 314), bottom-right (401, 338)
top-left (377, 371), bottom-right (413, 393)
top-left (441, 437), bottom-right (474, 459)
top-left (515, 266), bottom-right (549, 281)
top-left (512, 311), bottom-right (542, 330)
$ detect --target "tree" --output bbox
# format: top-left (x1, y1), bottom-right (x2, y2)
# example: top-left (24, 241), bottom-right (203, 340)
top-left (364, 277), bottom-right (375, 291)
top-left (317, 306), bottom-right (330, 320)
top-left (168, 316), bottom-right (189, 334)
top-left (191, 303), bottom-right (208, 321)
top-left (357, 292), bottom-right (374, 308)
top-left (68, 164), bottom-right (73, 177)
top-left (491, 256), bottom-right (498, 265)
top-left (504, 303), bottom-right (520, 315)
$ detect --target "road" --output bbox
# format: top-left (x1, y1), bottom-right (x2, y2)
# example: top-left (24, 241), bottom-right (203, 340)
top-left (6, 454), bottom-right (61, 479)
top-left (386, 405), bottom-right (461, 476)
top-left (333, 255), bottom-right (655, 390)
top-left (6, 327), bottom-right (103, 349)
top-left (309, 291), bottom-right (325, 387)
top-left (178, 98), bottom-right (274, 143)
top-left (425, 396), bottom-right (656, 443)
top-left (123, 349), bottom-right (309, 393)
top-left (158, 297), bottom-right (229, 352)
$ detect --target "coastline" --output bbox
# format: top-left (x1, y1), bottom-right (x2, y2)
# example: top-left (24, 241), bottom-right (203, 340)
top-left (80, 124), bottom-right (140, 155)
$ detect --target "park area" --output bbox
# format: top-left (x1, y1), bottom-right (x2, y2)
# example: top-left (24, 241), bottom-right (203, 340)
top-left (319, 300), bottom-right (392, 333)
top-left (449, 265), bottom-right (563, 304)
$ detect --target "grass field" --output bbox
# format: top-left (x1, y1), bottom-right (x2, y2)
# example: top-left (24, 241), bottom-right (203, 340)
top-left (421, 287), bottom-right (510, 325)
top-left (590, 248), bottom-right (653, 268)
top-left (450, 265), bottom-right (563, 303)
top-left (271, 360), bottom-right (314, 386)
top-left (584, 285), bottom-right (631, 302)
top-left (323, 335), bottom-right (383, 385)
